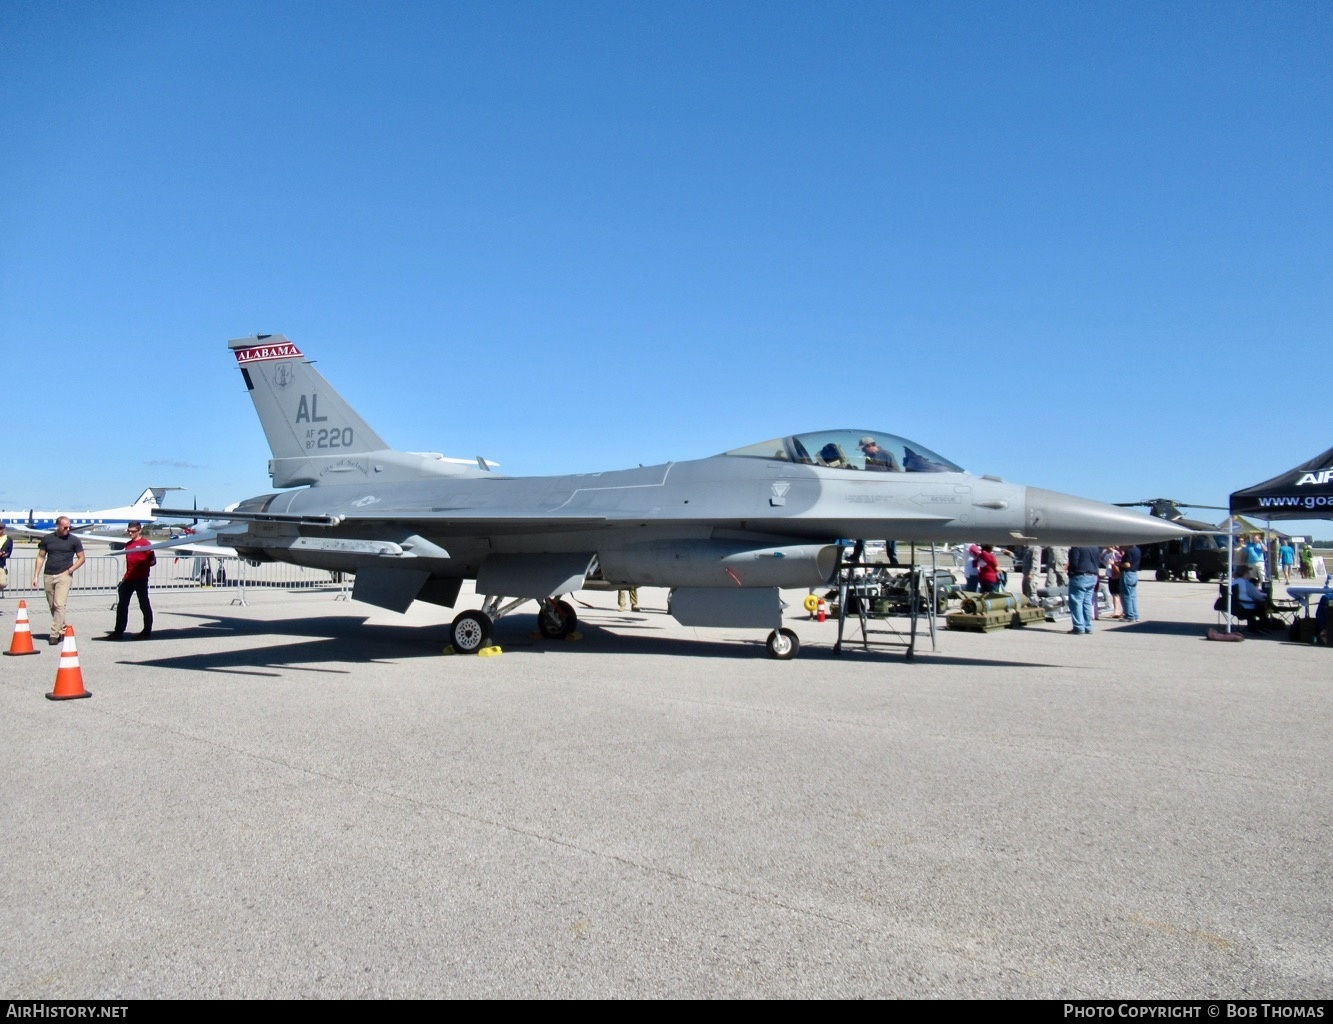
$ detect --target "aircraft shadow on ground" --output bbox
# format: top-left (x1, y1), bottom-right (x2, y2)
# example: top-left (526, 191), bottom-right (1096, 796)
top-left (101, 614), bottom-right (447, 675)
top-left (94, 609), bottom-right (1017, 669)
top-left (94, 607), bottom-right (1135, 672)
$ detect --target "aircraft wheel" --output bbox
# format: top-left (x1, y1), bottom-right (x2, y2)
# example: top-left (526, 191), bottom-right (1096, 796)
top-left (451, 610), bottom-right (494, 654)
top-left (537, 599), bottom-right (577, 639)
top-left (1197, 569), bottom-right (1215, 584)
top-left (766, 627), bottom-right (800, 660)
top-left (1155, 568), bottom-right (1169, 582)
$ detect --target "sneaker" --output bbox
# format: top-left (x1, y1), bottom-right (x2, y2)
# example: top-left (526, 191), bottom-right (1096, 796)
top-left (48, 637), bottom-right (61, 645)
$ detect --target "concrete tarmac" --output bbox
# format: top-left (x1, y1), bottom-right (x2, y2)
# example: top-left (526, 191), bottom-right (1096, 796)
top-left (1, 578), bottom-right (1329, 999)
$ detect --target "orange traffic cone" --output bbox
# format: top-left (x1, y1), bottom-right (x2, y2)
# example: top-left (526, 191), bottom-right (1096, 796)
top-left (3, 600), bottom-right (40, 656)
top-left (46, 626), bottom-right (90, 700)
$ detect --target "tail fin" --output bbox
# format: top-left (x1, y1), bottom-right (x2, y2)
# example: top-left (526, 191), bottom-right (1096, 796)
top-left (229, 334), bottom-right (471, 488)
top-left (129, 487), bottom-right (179, 511)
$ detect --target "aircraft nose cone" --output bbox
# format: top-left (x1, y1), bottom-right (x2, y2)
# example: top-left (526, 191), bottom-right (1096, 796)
top-left (1024, 488), bottom-right (1191, 545)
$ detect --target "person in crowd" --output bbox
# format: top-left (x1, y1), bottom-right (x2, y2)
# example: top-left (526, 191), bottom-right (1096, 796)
top-left (1243, 533), bottom-right (1267, 583)
top-left (1017, 545), bottom-right (1041, 600)
top-left (963, 544), bottom-right (982, 592)
top-left (1104, 546), bottom-right (1123, 618)
top-left (0, 522), bottom-right (11, 608)
top-left (33, 516), bottom-right (85, 645)
top-left (109, 520), bottom-right (155, 640)
top-left (1313, 593), bottom-right (1332, 644)
top-left (975, 544), bottom-right (1001, 594)
top-left (1066, 546), bottom-right (1101, 634)
top-left (1279, 539), bottom-right (1295, 583)
top-left (1232, 565), bottom-right (1275, 633)
top-left (1045, 546), bottom-right (1069, 589)
top-left (1119, 544), bottom-right (1142, 623)
top-left (1299, 544), bottom-right (1315, 579)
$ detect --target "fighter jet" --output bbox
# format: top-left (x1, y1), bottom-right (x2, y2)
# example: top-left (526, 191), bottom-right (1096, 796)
top-left (154, 335), bottom-right (1185, 659)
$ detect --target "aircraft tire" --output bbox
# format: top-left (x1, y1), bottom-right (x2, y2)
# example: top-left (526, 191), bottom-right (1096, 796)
top-left (766, 627), bottom-right (799, 660)
top-left (451, 610), bottom-right (494, 654)
top-left (537, 599), bottom-right (578, 639)
top-left (556, 599), bottom-right (577, 634)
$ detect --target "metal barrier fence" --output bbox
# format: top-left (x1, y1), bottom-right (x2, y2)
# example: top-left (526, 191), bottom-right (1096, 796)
top-left (1, 555), bottom-right (344, 596)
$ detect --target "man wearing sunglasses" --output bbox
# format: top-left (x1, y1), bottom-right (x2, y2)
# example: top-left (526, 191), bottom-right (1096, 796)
top-left (109, 521), bottom-right (155, 640)
top-left (33, 517), bottom-right (86, 645)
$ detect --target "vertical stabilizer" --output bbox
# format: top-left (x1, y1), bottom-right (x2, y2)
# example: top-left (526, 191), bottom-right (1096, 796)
top-left (231, 335), bottom-right (388, 461)
top-left (229, 334), bottom-right (470, 488)
top-left (127, 487), bottom-right (181, 516)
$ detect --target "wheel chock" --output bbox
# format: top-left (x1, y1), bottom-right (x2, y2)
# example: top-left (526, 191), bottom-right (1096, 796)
top-left (566, 631), bottom-right (582, 642)
top-left (477, 646), bottom-right (503, 657)
top-left (442, 645), bottom-right (456, 655)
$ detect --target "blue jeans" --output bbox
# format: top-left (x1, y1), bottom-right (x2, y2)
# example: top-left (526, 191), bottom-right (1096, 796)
top-left (1069, 574), bottom-right (1096, 632)
top-left (1120, 570), bottom-right (1139, 621)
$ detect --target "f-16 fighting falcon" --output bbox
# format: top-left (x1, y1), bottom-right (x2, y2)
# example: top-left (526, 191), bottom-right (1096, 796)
top-left (153, 335), bottom-right (1185, 658)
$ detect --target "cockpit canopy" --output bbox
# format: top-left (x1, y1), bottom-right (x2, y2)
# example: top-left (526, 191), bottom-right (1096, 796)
top-left (722, 430), bottom-right (963, 473)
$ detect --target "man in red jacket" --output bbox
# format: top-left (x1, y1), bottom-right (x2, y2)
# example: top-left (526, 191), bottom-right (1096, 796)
top-left (110, 521), bottom-right (155, 640)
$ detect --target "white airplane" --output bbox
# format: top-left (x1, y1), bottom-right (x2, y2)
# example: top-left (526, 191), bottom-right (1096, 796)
top-left (0, 487), bottom-right (184, 538)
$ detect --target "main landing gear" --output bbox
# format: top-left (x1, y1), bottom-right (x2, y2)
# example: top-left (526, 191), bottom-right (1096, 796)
top-left (450, 610), bottom-right (494, 654)
top-left (536, 598), bottom-right (578, 639)
top-left (449, 596), bottom-right (578, 654)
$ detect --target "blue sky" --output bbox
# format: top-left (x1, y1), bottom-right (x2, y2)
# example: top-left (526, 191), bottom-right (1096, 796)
top-left (2, 1), bottom-right (1329, 533)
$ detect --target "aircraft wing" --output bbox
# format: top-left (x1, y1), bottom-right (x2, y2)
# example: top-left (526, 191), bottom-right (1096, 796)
top-left (5, 524), bottom-right (137, 542)
top-left (3, 524), bottom-right (47, 540)
top-left (95, 528), bottom-right (238, 557)
top-left (159, 541), bottom-right (236, 557)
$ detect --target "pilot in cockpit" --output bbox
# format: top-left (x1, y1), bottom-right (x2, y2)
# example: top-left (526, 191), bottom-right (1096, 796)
top-left (859, 437), bottom-right (902, 472)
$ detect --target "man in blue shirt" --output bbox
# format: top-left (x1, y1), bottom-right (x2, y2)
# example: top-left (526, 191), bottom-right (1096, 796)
top-left (1279, 540), bottom-right (1295, 583)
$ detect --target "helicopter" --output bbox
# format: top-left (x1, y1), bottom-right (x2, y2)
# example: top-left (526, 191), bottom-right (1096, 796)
top-left (1114, 499), bottom-right (1231, 582)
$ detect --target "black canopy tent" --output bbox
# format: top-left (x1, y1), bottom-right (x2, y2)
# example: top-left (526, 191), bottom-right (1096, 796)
top-left (1221, 448), bottom-right (1333, 633)
top-left (1229, 446), bottom-right (1333, 520)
